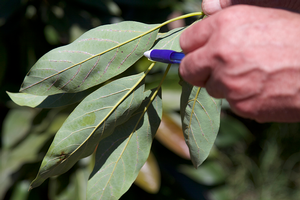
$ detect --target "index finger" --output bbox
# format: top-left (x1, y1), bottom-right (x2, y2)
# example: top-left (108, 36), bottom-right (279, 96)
top-left (180, 17), bottom-right (215, 53)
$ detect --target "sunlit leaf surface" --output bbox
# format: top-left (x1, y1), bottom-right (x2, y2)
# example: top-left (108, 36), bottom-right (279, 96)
top-left (87, 89), bottom-right (162, 200)
top-left (7, 92), bottom-right (47, 108)
top-left (180, 81), bottom-right (222, 168)
top-left (7, 85), bottom-right (97, 108)
top-left (30, 73), bottom-right (145, 189)
top-left (20, 21), bottom-right (159, 95)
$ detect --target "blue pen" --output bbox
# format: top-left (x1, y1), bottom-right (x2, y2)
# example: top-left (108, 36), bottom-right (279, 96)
top-left (143, 49), bottom-right (185, 64)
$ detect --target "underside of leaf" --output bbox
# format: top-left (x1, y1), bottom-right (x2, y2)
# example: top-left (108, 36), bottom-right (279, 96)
top-left (30, 73), bottom-right (146, 189)
top-left (20, 21), bottom-right (159, 96)
top-left (180, 81), bottom-right (222, 168)
top-left (87, 88), bottom-right (162, 200)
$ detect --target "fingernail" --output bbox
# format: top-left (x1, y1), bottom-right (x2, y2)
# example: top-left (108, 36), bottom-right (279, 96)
top-left (202, 0), bottom-right (222, 15)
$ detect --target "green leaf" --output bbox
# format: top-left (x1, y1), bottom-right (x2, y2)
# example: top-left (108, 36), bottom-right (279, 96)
top-left (2, 108), bottom-right (36, 149)
top-left (7, 85), bottom-right (98, 108)
top-left (20, 21), bottom-right (159, 96)
top-left (156, 113), bottom-right (190, 160)
top-left (9, 180), bottom-right (30, 200)
top-left (7, 92), bottom-right (47, 108)
top-left (87, 89), bottom-right (162, 200)
top-left (0, 109), bottom-right (67, 198)
top-left (30, 73), bottom-right (146, 189)
top-left (49, 159), bottom-right (90, 200)
top-left (180, 81), bottom-right (222, 168)
top-left (178, 161), bottom-right (227, 186)
top-left (74, 0), bottom-right (121, 15)
top-left (215, 115), bottom-right (252, 148)
top-left (134, 152), bottom-right (161, 194)
top-left (0, 131), bottom-right (55, 199)
top-left (152, 27), bottom-right (185, 51)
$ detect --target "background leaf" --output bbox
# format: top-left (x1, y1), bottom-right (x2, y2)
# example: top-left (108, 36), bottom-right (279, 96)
top-left (8, 180), bottom-right (30, 200)
top-left (2, 107), bottom-right (36, 149)
top-left (87, 88), bottom-right (162, 200)
top-left (30, 73), bottom-right (145, 189)
top-left (0, 108), bottom-right (67, 199)
top-left (134, 152), bottom-right (161, 194)
top-left (178, 161), bottom-right (227, 186)
top-left (180, 81), bottom-right (222, 168)
top-left (215, 115), bottom-right (252, 148)
top-left (0, 131), bottom-right (56, 199)
top-left (155, 112), bottom-right (190, 159)
top-left (48, 157), bottom-right (91, 200)
top-left (20, 21), bottom-right (159, 96)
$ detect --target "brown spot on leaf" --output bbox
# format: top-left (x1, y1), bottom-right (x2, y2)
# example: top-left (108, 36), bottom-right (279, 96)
top-left (56, 151), bottom-right (68, 164)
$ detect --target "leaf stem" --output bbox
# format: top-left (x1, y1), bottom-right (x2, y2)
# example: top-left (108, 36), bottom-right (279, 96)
top-left (148, 64), bottom-right (172, 102)
top-left (188, 87), bottom-right (201, 129)
top-left (85, 12), bottom-right (204, 60)
top-left (130, 63), bottom-right (172, 144)
top-left (158, 12), bottom-right (204, 29)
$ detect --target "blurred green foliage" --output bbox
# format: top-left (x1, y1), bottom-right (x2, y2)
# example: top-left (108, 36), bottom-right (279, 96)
top-left (1, 0), bottom-right (300, 199)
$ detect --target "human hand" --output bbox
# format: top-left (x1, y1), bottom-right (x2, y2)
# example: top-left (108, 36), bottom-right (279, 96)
top-left (179, 5), bottom-right (300, 122)
top-left (202, 0), bottom-right (300, 15)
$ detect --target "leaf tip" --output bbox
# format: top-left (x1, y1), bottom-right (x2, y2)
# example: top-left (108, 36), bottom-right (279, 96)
top-left (191, 158), bottom-right (202, 169)
top-left (6, 91), bottom-right (13, 96)
top-left (29, 176), bottom-right (46, 190)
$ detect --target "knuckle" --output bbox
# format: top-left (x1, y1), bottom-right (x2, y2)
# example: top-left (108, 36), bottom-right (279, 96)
top-left (179, 32), bottom-right (188, 51)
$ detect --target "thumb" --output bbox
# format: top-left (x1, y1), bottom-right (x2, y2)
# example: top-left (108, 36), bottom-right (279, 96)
top-left (202, 0), bottom-right (231, 15)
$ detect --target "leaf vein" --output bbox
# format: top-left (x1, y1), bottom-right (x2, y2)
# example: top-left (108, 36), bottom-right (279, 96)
top-left (159, 31), bottom-right (181, 49)
top-left (117, 38), bottom-right (141, 70)
top-left (48, 59), bottom-right (74, 64)
top-left (98, 48), bottom-right (119, 81)
top-left (78, 38), bottom-right (120, 45)
top-left (59, 64), bottom-right (82, 90)
top-left (98, 29), bottom-right (144, 33)
top-left (79, 55), bottom-right (101, 87)
top-left (58, 50), bottom-right (95, 56)
top-left (196, 99), bottom-right (215, 132)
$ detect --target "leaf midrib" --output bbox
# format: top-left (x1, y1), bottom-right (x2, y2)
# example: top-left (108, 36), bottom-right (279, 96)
top-left (20, 12), bottom-right (204, 93)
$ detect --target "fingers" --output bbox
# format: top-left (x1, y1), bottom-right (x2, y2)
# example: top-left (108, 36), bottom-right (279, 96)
top-left (179, 17), bottom-right (216, 91)
top-left (179, 47), bottom-right (212, 87)
top-left (179, 18), bottom-right (214, 54)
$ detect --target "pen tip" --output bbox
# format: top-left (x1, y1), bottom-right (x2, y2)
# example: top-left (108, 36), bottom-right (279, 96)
top-left (144, 50), bottom-right (151, 59)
